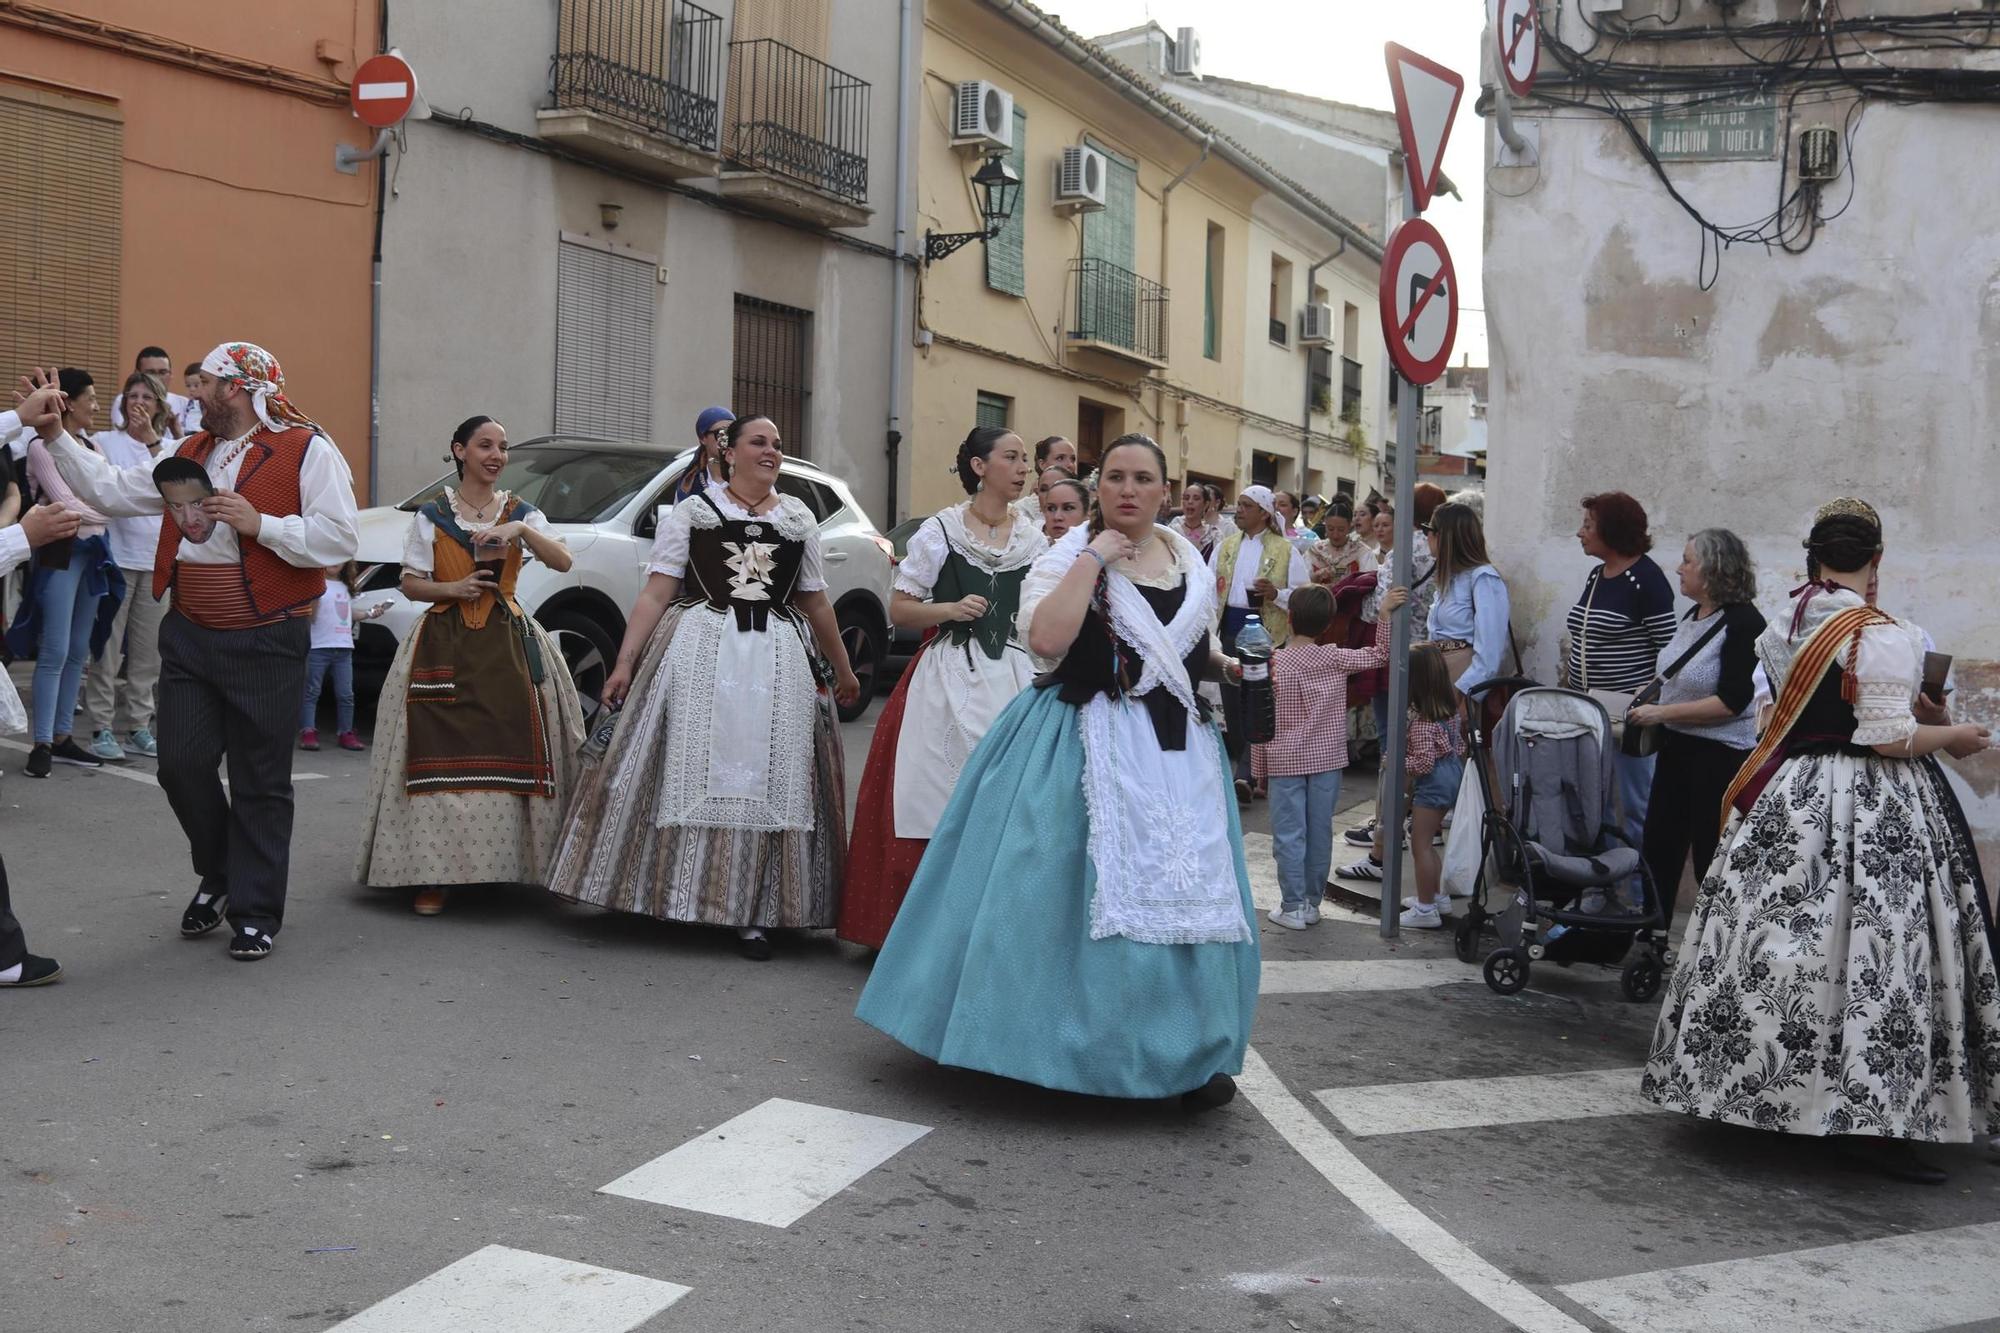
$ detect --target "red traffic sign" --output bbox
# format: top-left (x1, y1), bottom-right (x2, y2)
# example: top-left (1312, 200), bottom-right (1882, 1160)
top-left (1384, 43), bottom-right (1463, 215)
top-left (350, 53), bottom-right (418, 129)
top-left (1497, 0), bottom-right (1540, 97)
top-left (1379, 218), bottom-right (1458, 387)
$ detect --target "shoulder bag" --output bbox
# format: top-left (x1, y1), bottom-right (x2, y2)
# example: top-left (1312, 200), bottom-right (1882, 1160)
top-left (1619, 611), bottom-right (1731, 758)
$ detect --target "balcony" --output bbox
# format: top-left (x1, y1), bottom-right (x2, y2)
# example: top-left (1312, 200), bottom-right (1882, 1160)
top-left (1065, 258), bottom-right (1169, 371)
top-left (538, 0), bottom-right (723, 180)
top-left (719, 38), bottom-right (871, 229)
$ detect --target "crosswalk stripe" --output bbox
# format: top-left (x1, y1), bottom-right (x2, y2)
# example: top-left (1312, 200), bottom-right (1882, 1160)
top-left (1238, 832), bottom-right (1378, 926)
top-left (1558, 1221), bottom-right (2000, 1333)
top-left (599, 1097), bottom-right (932, 1228)
top-left (1313, 1067), bottom-right (1661, 1137)
top-left (1260, 958), bottom-right (1477, 994)
top-left (329, 1244), bottom-right (689, 1332)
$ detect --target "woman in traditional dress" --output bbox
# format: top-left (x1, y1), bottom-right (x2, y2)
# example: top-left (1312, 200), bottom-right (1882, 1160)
top-left (357, 415), bottom-right (585, 913)
top-left (1040, 476), bottom-right (1089, 544)
top-left (838, 427), bottom-right (1044, 951)
top-left (546, 415), bottom-right (861, 961)
top-left (856, 433), bottom-right (1259, 1110)
top-left (1641, 498), bottom-right (1998, 1182)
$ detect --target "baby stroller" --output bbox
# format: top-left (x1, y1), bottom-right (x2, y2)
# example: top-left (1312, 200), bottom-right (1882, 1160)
top-left (1449, 681), bottom-right (1671, 1001)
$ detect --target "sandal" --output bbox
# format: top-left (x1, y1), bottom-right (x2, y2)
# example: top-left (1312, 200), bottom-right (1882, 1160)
top-left (180, 890), bottom-right (229, 939)
top-left (227, 928), bottom-right (273, 961)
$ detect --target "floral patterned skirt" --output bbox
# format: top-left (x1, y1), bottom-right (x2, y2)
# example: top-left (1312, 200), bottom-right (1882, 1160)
top-left (1642, 749), bottom-right (2000, 1142)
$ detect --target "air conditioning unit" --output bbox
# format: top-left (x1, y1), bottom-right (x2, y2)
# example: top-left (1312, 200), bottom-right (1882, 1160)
top-left (952, 80), bottom-right (1014, 152)
top-left (1171, 27), bottom-right (1203, 78)
top-left (1300, 302), bottom-right (1335, 347)
top-left (1054, 145), bottom-right (1108, 213)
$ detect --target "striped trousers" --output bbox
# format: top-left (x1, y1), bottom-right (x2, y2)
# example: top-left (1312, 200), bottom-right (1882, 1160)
top-left (156, 611), bottom-right (311, 937)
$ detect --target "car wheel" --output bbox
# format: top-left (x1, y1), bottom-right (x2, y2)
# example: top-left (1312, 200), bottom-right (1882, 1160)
top-left (836, 606), bottom-right (884, 723)
top-left (540, 608), bottom-right (619, 729)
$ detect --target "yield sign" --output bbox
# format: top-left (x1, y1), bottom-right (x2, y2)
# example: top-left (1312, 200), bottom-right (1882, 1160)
top-left (1378, 218), bottom-right (1458, 386)
top-left (1384, 43), bottom-right (1464, 214)
top-left (1497, 0), bottom-right (1539, 97)
top-left (350, 52), bottom-right (418, 129)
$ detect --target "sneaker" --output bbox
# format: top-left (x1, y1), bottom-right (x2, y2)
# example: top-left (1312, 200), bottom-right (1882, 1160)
top-left (1336, 856), bottom-right (1385, 883)
top-left (1267, 906), bottom-right (1313, 931)
top-left (90, 729), bottom-right (126, 761)
top-left (1344, 821), bottom-right (1378, 847)
top-left (298, 728), bottom-right (320, 752)
top-left (1399, 902), bottom-right (1444, 929)
top-left (25, 744), bottom-right (51, 779)
top-left (49, 737), bottom-right (101, 768)
top-left (1303, 900), bottom-right (1322, 925)
top-left (0, 954), bottom-right (62, 987)
top-left (337, 730), bottom-right (364, 752)
top-left (126, 727), bottom-right (158, 757)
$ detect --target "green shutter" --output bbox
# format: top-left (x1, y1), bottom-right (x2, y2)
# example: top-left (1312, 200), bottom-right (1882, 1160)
top-left (1080, 140), bottom-right (1139, 349)
top-left (1202, 228), bottom-right (1219, 360)
top-left (975, 391), bottom-right (1010, 429)
top-left (985, 107), bottom-right (1028, 297)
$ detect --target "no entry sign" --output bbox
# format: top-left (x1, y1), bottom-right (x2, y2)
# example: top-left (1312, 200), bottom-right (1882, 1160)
top-left (1497, 0), bottom-right (1539, 98)
top-left (350, 53), bottom-right (418, 129)
top-left (1379, 218), bottom-right (1458, 386)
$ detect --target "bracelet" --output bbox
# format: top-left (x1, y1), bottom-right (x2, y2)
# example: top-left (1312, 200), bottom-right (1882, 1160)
top-left (1080, 548), bottom-right (1107, 570)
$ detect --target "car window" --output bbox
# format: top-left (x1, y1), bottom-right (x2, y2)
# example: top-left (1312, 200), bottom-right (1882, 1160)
top-left (399, 447), bottom-right (665, 524)
top-left (776, 473), bottom-right (836, 524)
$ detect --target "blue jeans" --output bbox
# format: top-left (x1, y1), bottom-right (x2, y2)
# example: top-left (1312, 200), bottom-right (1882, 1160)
top-left (1270, 769), bottom-right (1343, 910)
top-left (300, 647), bottom-right (355, 733)
top-left (32, 559), bottom-right (103, 744)
top-left (1609, 749), bottom-right (1656, 905)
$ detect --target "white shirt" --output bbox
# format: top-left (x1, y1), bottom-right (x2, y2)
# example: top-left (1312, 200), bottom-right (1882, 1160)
top-left (1208, 528), bottom-right (1308, 610)
top-left (43, 426), bottom-right (358, 571)
top-left (401, 492), bottom-right (560, 575)
top-left (0, 522), bottom-right (28, 576)
top-left (646, 481), bottom-right (825, 592)
top-left (90, 429), bottom-right (168, 568)
top-left (310, 581), bottom-right (355, 650)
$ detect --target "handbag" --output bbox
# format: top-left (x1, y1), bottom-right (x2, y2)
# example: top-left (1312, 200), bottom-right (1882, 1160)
top-left (1619, 611), bottom-right (1730, 758)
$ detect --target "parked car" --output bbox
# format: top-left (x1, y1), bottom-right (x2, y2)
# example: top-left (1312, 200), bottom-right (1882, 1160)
top-left (350, 437), bottom-right (895, 724)
top-left (884, 514), bottom-right (929, 657)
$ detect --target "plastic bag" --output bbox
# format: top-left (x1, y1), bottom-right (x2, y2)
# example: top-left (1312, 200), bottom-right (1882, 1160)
top-left (1441, 760), bottom-right (1486, 898)
top-left (0, 669), bottom-right (26, 735)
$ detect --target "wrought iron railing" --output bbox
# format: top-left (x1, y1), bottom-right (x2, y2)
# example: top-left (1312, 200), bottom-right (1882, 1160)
top-left (725, 38), bottom-right (870, 205)
top-left (549, 0), bottom-right (722, 151)
top-left (1341, 355), bottom-right (1363, 420)
top-left (1070, 258), bottom-right (1169, 362)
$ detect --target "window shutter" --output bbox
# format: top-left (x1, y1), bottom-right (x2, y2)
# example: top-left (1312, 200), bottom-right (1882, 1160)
top-left (974, 391), bottom-right (1010, 429)
top-left (1080, 139), bottom-right (1138, 348)
top-left (0, 85), bottom-right (122, 388)
top-left (984, 106), bottom-right (1028, 297)
top-left (555, 240), bottom-right (655, 440)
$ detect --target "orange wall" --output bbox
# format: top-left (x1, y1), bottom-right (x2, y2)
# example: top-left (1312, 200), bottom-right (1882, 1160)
top-left (1, 3), bottom-right (380, 493)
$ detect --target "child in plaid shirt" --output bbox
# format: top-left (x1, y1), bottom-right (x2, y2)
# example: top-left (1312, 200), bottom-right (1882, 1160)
top-left (1397, 643), bottom-right (1466, 929)
top-left (1255, 583), bottom-right (1408, 930)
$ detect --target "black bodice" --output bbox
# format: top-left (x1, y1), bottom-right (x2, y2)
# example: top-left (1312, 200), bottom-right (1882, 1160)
top-left (679, 494), bottom-right (807, 631)
top-left (1044, 579), bottom-right (1212, 751)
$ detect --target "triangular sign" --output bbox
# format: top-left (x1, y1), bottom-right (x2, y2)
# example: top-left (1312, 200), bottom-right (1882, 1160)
top-left (1385, 43), bottom-right (1464, 214)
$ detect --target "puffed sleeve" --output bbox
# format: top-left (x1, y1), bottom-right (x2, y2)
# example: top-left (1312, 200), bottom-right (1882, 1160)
top-left (402, 512), bottom-right (436, 577)
top-left (797, 523), bottom-right (827, 594)
top-left (894, 519), bottom-right (947, 598)
top-left (1849, 621), bottom-right (1922, 748)
top-left (1016, 539), bottom-right (1079, 671)
top-left (518, 507), bottom-right (565, 564)
top-left (645, 495), bottom-right (696, 577)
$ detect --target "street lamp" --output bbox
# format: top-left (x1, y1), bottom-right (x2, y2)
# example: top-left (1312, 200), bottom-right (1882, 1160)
top-left (924, 150), bottom-right (1022, 264)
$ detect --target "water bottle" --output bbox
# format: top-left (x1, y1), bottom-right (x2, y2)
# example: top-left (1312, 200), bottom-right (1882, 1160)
top-left (1236, 614), bottom-right (1277, 744)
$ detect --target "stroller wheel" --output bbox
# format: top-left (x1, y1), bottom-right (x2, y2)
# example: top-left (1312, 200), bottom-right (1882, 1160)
top-left (1452, 919), bottom-right (1482, 965)
top-left (1483, 947), bottom-right (1530, 996)
top-left (1620, 956), bottom-right (1663, 1003)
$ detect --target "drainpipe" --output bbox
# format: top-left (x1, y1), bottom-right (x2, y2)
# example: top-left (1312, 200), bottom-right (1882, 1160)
top-left (366, 0), bottom-right (389, 504)
top-left (1300, 237), bottom-right (1346, 498)
top-left (1158, 134), bottom-right (1210, 467)
top-left (882, 0), bottom-right (917, 525)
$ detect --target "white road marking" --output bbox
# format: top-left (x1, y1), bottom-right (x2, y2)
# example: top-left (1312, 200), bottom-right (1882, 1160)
top-left (1239, 831), bottom-right (1377, 926)
top-left (1313, 1067), bottom-right (1661, 1137)
top-left (1559, 1222), bottom-right (2000, 1333)
top-left (1237, 1046), bottom-right (1594, 1333)
top-left (1260, 958), bottom-right (1478, 994)
top-left (0, 739), bottom-right (326, 787)
top-left (329, 1244), bottom-right (689, 1332)
top-left (600, 1097), bottom-right (932, 1228)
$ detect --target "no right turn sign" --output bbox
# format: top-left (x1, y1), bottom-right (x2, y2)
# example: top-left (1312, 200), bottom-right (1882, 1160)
top-left (1379, 218), bottom-right (1458, 386)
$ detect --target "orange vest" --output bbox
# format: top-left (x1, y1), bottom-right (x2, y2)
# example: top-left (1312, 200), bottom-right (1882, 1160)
top-left (153, 427), bottom-right (327, 623)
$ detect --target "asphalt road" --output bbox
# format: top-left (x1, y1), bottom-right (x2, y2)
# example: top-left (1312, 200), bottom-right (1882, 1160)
top-left (6, 680), bottom-right (2000, 1333)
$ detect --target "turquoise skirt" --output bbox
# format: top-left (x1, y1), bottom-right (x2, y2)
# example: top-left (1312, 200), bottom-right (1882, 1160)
top-left (856, 686), bottom-right (1260, 1099)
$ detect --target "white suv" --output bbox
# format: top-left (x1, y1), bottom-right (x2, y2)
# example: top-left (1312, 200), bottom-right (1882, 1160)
top-left (350, 437), bottom-right (895, 724)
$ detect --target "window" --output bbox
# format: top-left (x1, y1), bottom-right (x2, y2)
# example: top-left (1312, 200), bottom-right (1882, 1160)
top-left (776, 472), bottom-right (838, 522)
top-left (1268, 254), bottom-right (1292, 345)
top-left (1342, 300), bottom-right (1360, 355)
top-left (1, 84), bottom-right (123, 386)
top-left (733, 0), bottom-right (830, 56)
top-left (1202, 223), bottom-right (1224, 360)
top-left (1080, 138), bottom-right (1140, 348)
top-left (555, 239), bottom-right (656, 439)
top-left (975, 390), bottom-right (1011, 429)
top-left (732, 295), bottom-right (812, 456)
top-left (986, 106), bottom-right (1028, 297)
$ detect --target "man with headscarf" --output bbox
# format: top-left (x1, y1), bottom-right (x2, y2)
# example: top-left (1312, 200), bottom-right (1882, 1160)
top-left (1209, 484), bottom-right (1310, 798)
top-left (14, 344), bottom-right (358, 961)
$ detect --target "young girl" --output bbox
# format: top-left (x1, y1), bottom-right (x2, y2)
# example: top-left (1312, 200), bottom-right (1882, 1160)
top-left (299, 560), bottom-right (386, 751)
top-left (1397, 643), bottom-right (1467, 929)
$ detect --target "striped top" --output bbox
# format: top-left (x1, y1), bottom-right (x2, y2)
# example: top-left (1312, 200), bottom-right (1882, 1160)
top-left (1565, 556), bottom-right (1675, 693)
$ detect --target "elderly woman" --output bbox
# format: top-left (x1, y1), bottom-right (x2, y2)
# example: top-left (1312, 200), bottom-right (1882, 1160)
top-left (1566, 492), bottom-right (1677, 909)
top-left (1624, 529), bottom-right (1765, 906)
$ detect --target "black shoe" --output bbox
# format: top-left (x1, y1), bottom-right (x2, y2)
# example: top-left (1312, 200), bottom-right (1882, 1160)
top-left (227, 928), bottom-right (273, 961)
top-left (48, 737), bottom-right (102, 769)
top-left (1836, 1138), bottom-right (1948, 1185)
top-left (25, 744), bottom-right (51, 779)
top-left (0, 955), bottom-right (62, 987)
top-left (1234, 779), bottom-right (1253, 806)
top-left (737, 930), bottom-right (773, 962)
top-left (1181, 1073), bottom-right (1237, 1112)
top-left (180, 891), bottom-right (228, 938)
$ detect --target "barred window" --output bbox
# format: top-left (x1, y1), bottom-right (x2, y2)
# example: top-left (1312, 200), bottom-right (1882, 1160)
top-left (732, 295), bottom-right (811, 457)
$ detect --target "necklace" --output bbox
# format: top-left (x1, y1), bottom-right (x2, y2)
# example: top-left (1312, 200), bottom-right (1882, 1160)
top-left (725, 483), bottom-right (773, 514)
top-left (208, 431), bottom-right (257, 475)
top-left (967, 500), bottom-right (1013, 542)
top-left (456, 488), bottom-right (500, 521)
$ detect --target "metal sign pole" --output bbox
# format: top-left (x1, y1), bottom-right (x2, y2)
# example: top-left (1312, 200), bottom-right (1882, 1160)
top-left (1378, 173), bottom-right (1422, 939)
